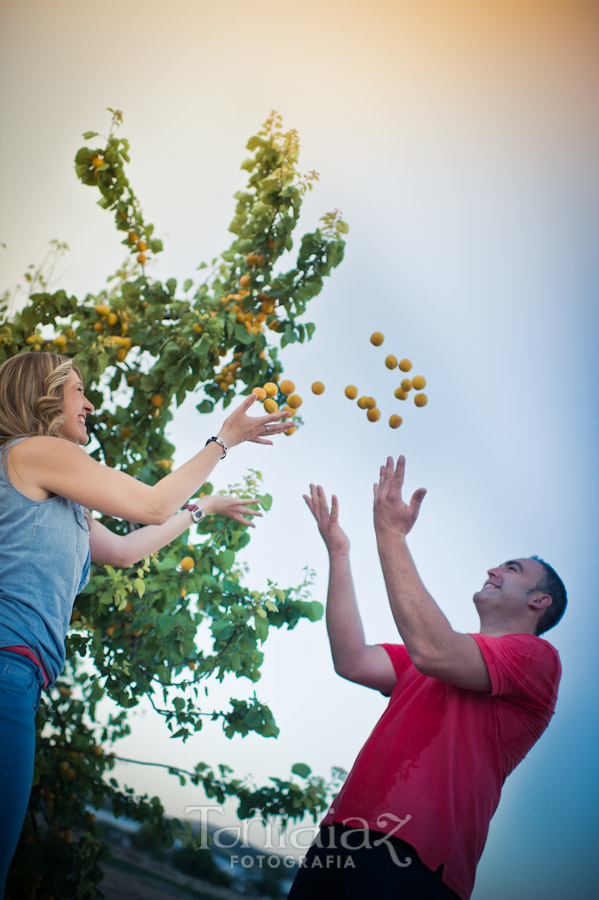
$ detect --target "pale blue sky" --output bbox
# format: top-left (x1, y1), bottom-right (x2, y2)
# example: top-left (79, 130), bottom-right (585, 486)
top-left (1, 1), bottom-right (597, 896)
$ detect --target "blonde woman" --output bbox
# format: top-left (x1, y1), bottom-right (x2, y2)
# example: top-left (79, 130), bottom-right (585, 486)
top-left (0, 351), bottom-right (289, 894)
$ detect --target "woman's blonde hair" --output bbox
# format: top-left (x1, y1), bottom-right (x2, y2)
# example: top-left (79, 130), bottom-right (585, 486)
top-left (0, 351), bottom-right (81, 449)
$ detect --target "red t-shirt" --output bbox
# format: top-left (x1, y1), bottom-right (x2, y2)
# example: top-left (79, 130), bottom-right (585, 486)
top-left (321, 633), bottom-right (561, 899)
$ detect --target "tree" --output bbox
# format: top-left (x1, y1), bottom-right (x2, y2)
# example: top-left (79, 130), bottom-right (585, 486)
top-left (2, 109), bottom-right (348, 899)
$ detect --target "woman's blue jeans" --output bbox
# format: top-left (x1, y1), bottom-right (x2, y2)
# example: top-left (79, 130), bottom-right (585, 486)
top-left (0, 650), bottom-right (43, 898)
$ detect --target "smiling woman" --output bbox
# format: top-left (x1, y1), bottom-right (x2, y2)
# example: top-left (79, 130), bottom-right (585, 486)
top-left (59, 369), bottom-right (95, 445)
top-left (0, 350), bottom-right (292, 896)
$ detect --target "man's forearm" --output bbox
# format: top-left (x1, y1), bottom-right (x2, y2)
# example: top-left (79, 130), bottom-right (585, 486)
top-left (325, 551), bottom-right (369, 676)
top-left (375, 527), bottom-right (454, 666)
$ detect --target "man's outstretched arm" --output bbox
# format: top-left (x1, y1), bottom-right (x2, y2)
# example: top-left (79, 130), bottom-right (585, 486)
top-left (304, 484), bottom-right (397, 694)
top-left (373, 456), bottom-right (491, 692)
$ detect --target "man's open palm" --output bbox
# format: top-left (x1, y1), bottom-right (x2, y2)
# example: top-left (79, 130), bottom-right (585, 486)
top-left (373, 455), bottom-right (427, 535)
top-left (304, 484), bottom-right (350, 556)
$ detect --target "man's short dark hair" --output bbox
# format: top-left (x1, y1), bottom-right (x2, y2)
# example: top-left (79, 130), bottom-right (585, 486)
top-left (530, 556), bottom-right (567, 636)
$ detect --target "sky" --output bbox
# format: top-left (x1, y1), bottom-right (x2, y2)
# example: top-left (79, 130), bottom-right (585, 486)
top-left (1, 1), bottom-right (598, 897)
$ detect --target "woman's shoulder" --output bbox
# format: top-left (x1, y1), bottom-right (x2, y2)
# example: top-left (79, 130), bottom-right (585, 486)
top-left (4, 436), bottom-right (85, 500)
top-left (8, 435), bottom-right (81, 458)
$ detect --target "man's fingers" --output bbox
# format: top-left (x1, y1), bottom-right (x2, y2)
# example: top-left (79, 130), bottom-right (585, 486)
top-left (410, 488), bottom-right (427, 512)
top-left (393, 455), bottom-right (406, 484)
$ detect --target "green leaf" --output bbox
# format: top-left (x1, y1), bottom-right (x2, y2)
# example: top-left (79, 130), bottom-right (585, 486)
top-left (291, 762), bottom-right (312, 779)
top-left (255, 616), bottom-right (269, 643)
top-left (82, 131), bottom-right (99, 140)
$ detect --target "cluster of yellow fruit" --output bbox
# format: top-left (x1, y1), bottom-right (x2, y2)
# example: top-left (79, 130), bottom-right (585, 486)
top-left (247, 378), bottom-right (327, 437)
top-left (340, 333), bottom-right (429, 429)
top-left (127, 230), bottom-right (148, 265)
top-left (25, 328), bottom-right (79, 353)
top-left (93, 304), bottom-right (133, 361)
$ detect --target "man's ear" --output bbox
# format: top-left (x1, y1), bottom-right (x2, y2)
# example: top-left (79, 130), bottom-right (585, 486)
top-left (528, 592), bottom-right (552, 612)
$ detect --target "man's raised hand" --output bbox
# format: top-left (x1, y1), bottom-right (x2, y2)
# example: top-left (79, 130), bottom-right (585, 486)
top-left (303, 484), bottom-right (350, 557)
top-left (373, 455), bottom-right (427, 537)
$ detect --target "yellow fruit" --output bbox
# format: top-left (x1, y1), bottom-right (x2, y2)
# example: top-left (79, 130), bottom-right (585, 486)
top-left (357, 396), bottom-right (369, 409)
top-left (311, 381), bottom-right (325, 395)
top-left (107, 312), bottom-right (118, 326)
top-left (151, 394), bottom-right (163, 407)
top-left (367, 408), bottom-right (381, 422)
top-left (364, 396), bottom-right (377, 410)
top-left (181, 557), bottom-right (195, 571)
top-left (92, 156), bottom-right (103, 168)
top-left (128, 231), bottom-right (138, 244)
top-left (398, 358), bottom-right (412, 372)
top-left (246, 253), bottom-right (259, 266)
top-left (389, 414), bottom-right (403, 429)
top-left (239, 274), bottom-right (251, 288)
top-left (137, 253), bottom-right (147, 264)
top-left (385, 355), bottom-right (398, 369)
top-left (401, 379), bottom-right (413, 392)
top-left (53, 335), bottom-right (67, 348)
top-left (370, 332), bottom-right (384, 346)
top-left (94, 303), bottom-right (110, 316)
top-left (93, 322), bottom-right (103, 333)
top-left (263, 382), bottom-right (278, 398)
top-left (117, 348), bottom-right (128, 362)
top-left (345, 385), bottom-right (358, 400)
top-left (157, 459), bottom-right (173, 470)
top-left (279, 379), bottom-right (295, 395)
top-left (137, 240), bottom-right (147, 252)
top-left (285, 425), bottom-right (296, 436)
top-left (412, 375), bottom-right (426, 390)
top-left (264, 398), bottom-right (278, 413)
top-left (414, 393), bottom-right (428, 407)
top-left (287, 394), bottom-right (303, 409)
top-left (252, 387), bottom-right (267, 401)
top-left (394, 388), bottom-right (408, 400)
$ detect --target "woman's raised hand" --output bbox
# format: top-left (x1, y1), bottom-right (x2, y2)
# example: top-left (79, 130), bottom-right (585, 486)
top-left (197, 494), bottom-right (263, 527)
top-left (218, 393), bottom-right (291, 448)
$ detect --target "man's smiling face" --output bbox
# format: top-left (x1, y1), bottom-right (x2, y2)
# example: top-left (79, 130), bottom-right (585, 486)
top-left (473, 557), bottom-right (551, 623)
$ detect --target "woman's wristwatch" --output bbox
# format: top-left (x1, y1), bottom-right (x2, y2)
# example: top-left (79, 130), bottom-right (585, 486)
top-left (183, 503), bottom-right (206, 524)
top-left (205, 435), bottom-right (228, 458)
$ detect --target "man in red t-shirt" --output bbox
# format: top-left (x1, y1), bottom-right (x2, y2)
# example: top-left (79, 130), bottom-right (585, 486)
top-left (288, 456), bottom-right (566, 900)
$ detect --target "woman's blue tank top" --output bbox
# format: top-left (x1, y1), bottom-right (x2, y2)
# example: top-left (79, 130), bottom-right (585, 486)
top-left (0, 438), bottom-right (90, 684)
